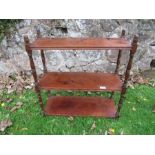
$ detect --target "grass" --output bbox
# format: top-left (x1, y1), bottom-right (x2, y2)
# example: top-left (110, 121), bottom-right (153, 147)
top-left (0, 84), bottom-right (155, 135)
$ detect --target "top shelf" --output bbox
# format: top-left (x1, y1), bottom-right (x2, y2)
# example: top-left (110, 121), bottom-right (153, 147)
top-left (29, 38), bottom-right (131, 50)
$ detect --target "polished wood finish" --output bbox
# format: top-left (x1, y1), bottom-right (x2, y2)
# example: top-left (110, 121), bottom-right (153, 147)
top-left (24, 36), bottom-right (44, 110)
top-left (116, 35), bottom-right (138, 117)
top-left (40, 50), bottom-right (47, 73)
top-left (110, 30), bottom-right (126, 99)
top-left (37, 30), bottom-right (50, 96)
top-left (29, 38), bottom-right (131, 50)
top-left (37, 30), bottom-right (48, 73)
top-left (38, 72), bottom-right (122, 92)
top-left (24, 30), bottom-right (138, 118)
top-left (115, 30), bottom-right (126, 74)
top-left (44, 96), bottom-right (117, 118)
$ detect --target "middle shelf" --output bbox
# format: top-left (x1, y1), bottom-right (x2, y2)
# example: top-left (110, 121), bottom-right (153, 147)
top-left (38, 72), bottom-right (122, 92)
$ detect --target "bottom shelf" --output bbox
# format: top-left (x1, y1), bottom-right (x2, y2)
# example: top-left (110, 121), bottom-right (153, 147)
top-left (44, 96), bottom-right (117, 118)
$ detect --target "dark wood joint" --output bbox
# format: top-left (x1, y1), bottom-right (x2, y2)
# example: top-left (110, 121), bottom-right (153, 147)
top-left (34, 81), bottom-right (39, 86)
top-left (130, 35), bottom-right (138, 54)
top-left (40, 50), bottom-right (47, 73)
top-left (37, 29), bottom-right (41, 38)
top-left (27, 52), bottom-right (33, 57)
top-left (121, 29), bottom-right (125, 37)
top-left (24, 35), bottom-right (31, 52)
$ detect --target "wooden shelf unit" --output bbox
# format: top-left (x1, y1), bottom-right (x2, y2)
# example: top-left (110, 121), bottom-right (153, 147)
top-left (24, 30), bottom-right (138, 118)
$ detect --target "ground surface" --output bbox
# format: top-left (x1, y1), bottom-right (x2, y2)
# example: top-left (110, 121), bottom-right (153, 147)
top-left (0, 84), bottom-right (155, 135)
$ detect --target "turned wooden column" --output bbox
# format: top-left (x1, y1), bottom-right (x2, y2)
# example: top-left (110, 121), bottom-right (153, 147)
top-left (115, 35), bottom-right (138, 117)
top-left (110, 30), bottom-right (125, 99)
top-left (115, 30), bottom-right (125, 74)
top-left (37, 30), bottom-right (51, 96)
top-left (37, 30), bottom-right (48, 73)
top-left (24, 36), bottom-right (44, 111)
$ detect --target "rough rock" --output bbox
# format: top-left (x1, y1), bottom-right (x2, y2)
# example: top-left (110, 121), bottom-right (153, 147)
top-left (0, 19), bottom-right (155, 75)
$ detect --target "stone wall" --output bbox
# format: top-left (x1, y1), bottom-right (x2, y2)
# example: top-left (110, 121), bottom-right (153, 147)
top-left (0, 19), bottom-right (155, 75)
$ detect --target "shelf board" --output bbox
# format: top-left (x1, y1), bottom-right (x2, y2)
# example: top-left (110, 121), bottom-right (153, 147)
top-left (38, 72), bottom-right (122, 92)
top-left (44, 96), bottom-right (117, 118)
top-left (30, 38), bottom-right (131, 50)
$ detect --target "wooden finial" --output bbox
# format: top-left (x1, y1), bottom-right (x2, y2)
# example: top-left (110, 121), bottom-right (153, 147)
top-left (131, 35), bottom-right (138, 54)
top-left (24, 35), bottom-right (30, 52)
top-left (37, 29), bottom-right (41, 38)
top-left (121, 29), bottom-right (125, 37)
top-left (24, 35), bottom-right (29, 43)
top-left (132, 35), bottom-right (138, 44)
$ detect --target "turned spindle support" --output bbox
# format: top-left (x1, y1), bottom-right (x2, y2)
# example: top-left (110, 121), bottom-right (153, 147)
top-left (110, 30), bottom-right (125, 99)
top-left (37, 29), bottom-right (50, 97)
top-left (24, 36), bottom-right (44, 111)
top-left (115, 35), bottom-right (138, 118)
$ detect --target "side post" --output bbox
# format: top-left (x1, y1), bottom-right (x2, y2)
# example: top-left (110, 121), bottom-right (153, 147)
top-left (37, 30), bottom-right (50, 96)
top-left (115, 35), bottom-right (138, 118)
top-left (110, 30), bottom-right (125, 99)
top-left (37, 30), bottom-right (48, 73)
top-left (114, 30), bottom-right (125, 74)
top-left (24, 36), bottom-right (44, 111)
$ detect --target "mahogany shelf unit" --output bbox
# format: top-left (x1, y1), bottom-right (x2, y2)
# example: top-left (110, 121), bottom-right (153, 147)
top-left (24, 30), bottom-right (138, 118)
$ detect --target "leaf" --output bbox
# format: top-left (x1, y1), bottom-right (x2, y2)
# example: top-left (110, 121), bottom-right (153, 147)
top-left (1, 102), bottom-right (5, 107)
top-left (99, 129), bottom-right (103, 134)
top-left (68, 116), bottom-right (74, 121)
top-left (21, 128), bottom-right (28, 131)
top-left (1, 98), bottom-right (13, 104)
top-left (132, 107), bottom-right (136, 111)
top-left (90, 121), bottom-right (96, 130)
top-left (0, 74), bottom-right (34, 94)
top-left (108, 128), bottom-right (115, 135)
top-left (131, 75), bottom-right (148, 84)
top-left (24, 85), bottom-right (32, 89)
top-left (0, 82), bottom-right (5, 90)
top-left (120, 129), bottom-right (124, 135)
top-left (127, 81), bottom-right (135, 89)
top-left (87, 91), bottom-right (92, 95)
top-left (10, 102), bottom-right (23, 112)
top-left (143, 98), bottom-right (147, 101)
top-left (6, 98), bottom-right (13, 103)
top-left (104, 130), bottom-right (108, 135)
top-left (83, 130), bottom-right (86, 135)
top-left (7, 84), bottom-right (15, 94)
top-left (152, 105), bottom-right (155, 113)
top-left (0, 119), bottom-right (12, 132)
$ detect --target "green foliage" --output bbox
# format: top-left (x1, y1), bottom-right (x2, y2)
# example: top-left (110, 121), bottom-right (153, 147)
top-left (0, 19), bottom-right (21, 42)
top-left (0, 84), bottom-right (155, 135)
